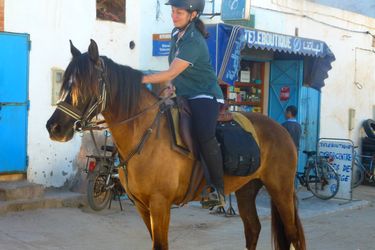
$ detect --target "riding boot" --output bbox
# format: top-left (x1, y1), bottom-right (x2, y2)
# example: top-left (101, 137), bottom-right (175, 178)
top-left (199, 137), bottom-right (226, 208)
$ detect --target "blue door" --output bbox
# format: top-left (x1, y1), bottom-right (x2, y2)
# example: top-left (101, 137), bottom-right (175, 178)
top-left (0, 32), bottom-right (30, 173)
top-left (269, 60), bottom-right (303, 170)
top-left (298, 86), bottom-right (321, 171)
top-left (269, 60), bottom-right (303, 123)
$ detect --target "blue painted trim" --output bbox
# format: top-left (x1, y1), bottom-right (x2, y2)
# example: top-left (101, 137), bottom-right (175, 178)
top-left (0, 32), bottom-right (30, 173)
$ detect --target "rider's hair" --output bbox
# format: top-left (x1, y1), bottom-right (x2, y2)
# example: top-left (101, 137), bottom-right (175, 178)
top-left (194, 18), bottom-right (208, 38)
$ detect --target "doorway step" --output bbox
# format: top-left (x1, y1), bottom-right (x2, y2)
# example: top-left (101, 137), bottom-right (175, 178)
top-left (0, 181), bottom-right (84, 215)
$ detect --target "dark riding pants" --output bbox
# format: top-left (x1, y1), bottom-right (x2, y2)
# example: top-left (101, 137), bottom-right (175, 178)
top-left (188, 98), bottom-right (224, 193)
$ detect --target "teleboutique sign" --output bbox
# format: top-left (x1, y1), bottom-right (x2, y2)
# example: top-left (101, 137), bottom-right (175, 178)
top-left (244, 29), bottom-right (325, 57)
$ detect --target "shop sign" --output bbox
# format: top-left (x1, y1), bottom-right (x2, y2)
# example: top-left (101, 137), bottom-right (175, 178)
top-left (279, 86), bottom-right (290, 101)
top-left (244, 29), bottom-right (325, 57)
top-left (221, 0), bottom-right (251, 21)
top-left (318, 138), bottom-right (354, 200)
top-left (152, 33), bottom-right (171, 57)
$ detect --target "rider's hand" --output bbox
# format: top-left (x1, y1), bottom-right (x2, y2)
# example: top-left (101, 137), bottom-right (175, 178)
top-left (164, 81), bottom-right (175, 96)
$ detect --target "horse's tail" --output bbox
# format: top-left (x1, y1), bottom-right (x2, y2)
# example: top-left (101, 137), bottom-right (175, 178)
top-left (271, 192), bottom-right (306, 250)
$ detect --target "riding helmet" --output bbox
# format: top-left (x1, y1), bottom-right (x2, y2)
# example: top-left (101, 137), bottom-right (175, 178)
top-left (165, 0), bottom-right (205, 13)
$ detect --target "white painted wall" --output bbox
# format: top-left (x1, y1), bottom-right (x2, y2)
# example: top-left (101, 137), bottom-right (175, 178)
top-left (4, 0), bottom-right (172, 187)
top-left (307, 0), bottom-right (375, 18)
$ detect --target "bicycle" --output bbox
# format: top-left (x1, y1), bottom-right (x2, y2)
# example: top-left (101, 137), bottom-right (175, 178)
top-left (84, 131), bottom-right (126, 211)
top-left (351, 146), bottom-right (375, 188)
top-left (296, 151), bottom-right (340, 200)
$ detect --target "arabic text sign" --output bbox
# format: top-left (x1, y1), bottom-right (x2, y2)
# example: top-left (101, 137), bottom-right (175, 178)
top-left (318, 139), bottom-right (354, 200)
top-left (244, 30), bottom-right (325, 57)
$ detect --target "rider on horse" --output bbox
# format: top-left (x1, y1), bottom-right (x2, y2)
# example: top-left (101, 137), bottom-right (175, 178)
top-left (142, 0), bottom-right (226, 208)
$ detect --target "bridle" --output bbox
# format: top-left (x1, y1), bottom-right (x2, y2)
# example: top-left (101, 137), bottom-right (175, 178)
top-left (56, 58), bottom-right (171, 132)
top-left (55, 57), bottom-right (173, 158)
top-left (56, 58), bottom-right (107, 131)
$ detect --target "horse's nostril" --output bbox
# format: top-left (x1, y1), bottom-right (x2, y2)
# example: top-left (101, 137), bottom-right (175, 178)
top-left (51, 123), bottom-right (61, 134)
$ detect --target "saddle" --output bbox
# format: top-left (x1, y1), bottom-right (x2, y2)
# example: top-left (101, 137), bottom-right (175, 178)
top-left (165, 97), bottom-right (260, 204)
top-left (166, 97), bottom-right (259, 157)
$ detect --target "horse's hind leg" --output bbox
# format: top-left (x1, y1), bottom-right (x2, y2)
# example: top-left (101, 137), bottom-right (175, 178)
top-left (235, 179), bottom-right (263, 250)
top-left (266, 182), bottom-right (306, 250)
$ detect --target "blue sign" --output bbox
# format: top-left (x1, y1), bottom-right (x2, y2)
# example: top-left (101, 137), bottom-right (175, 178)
top-left (221, 0), bottom-right (251, 21)
top-left (152, 34), bottom-right (171, 57)
top-left (218, 26), bottom-right (246, 85)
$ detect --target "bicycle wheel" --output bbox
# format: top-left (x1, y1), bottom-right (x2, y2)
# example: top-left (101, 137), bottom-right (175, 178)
top-left (87, 171), bottom-right (112, 211)
top-left (306, 161), bottom-right (339, 200)
top-left (351, 162), bottom-right (364, 188)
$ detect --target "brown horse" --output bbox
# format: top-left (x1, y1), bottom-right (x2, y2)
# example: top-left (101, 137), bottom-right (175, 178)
top-left (46, 40), bottom-right (305, 250)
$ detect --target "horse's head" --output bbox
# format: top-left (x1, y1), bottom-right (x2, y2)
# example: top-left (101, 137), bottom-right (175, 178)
top-left (46, 39), bottom-right (106, 142)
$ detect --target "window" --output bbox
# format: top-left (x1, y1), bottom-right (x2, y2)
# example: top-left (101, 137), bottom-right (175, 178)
top-left (51, 68), bottom-right (64, 105)
top-left (96, 0), bottom-right (126, 23)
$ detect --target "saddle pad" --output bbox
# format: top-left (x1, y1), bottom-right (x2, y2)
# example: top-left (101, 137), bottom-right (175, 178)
top-left (231, 112), bottom-right (259, 146)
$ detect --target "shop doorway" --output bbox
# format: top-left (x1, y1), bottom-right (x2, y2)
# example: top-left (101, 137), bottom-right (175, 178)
top-left (269, 60), bottom-right (321, 171)
top-left (268, 60), bottom-right (302, 123)
top-left (298, 86), bottom-right (321, 171)
top-left (0, 32), bottom-right (30, 173)
top-left (269, 60), bottom-right (303, 169)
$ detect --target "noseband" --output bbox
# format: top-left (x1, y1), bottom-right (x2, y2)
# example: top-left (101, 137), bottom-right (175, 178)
top-left (56, 58), bottom-right (107, 131)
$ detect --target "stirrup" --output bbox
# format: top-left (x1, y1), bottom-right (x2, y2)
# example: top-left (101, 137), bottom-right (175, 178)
top-left (200, 186), bottom-right (226, 209)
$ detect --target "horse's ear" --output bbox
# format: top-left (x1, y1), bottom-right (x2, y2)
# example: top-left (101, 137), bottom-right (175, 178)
top-left (70, 40), bottom-right (81, 58)
top-left (88, 39), bottom-right (100, 64)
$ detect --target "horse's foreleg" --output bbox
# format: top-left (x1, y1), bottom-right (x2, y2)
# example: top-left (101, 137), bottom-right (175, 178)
top-left (135, 202), bottom-right (152, 238)
top-left (235, 179), bottom-right (263, 250)
top-left (149, 197), bottom-right (171, 250)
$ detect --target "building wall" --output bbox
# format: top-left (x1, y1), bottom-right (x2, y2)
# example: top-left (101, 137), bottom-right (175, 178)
top-left (0, 0), bottom-right (4, 31)
top-left (250, 0), bottom-right (375, 144)
top-left (3, 0), bottom-right (374, 186)
top-left (306, 0), bottom-right (375, 19)
top-left (3, 0), bottom-right (172, 187)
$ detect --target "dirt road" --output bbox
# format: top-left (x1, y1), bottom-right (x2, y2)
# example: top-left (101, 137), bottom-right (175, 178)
top-left (0, 186), bottom-right (373, 250)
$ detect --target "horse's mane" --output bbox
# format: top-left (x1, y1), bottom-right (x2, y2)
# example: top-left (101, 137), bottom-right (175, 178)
top-left (101, 56), bottom-right (143, 119)
top-left (61, 53), bottom-right (143, 120)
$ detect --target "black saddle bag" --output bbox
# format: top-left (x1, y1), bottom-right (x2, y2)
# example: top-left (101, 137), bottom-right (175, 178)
top-left (216, 121), bottom-right (261, 176)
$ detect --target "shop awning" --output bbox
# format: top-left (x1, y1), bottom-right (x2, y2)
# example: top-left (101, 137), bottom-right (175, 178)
top-left (206, 23), bottom-right (335, 90)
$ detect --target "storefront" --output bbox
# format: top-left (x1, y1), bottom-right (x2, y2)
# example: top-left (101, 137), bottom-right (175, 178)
top-left (206, 23), bottom-right (336, 170)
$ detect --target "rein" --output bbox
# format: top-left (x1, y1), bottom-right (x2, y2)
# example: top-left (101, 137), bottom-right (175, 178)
top-left (83, 95), bottom-right (170, 131)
